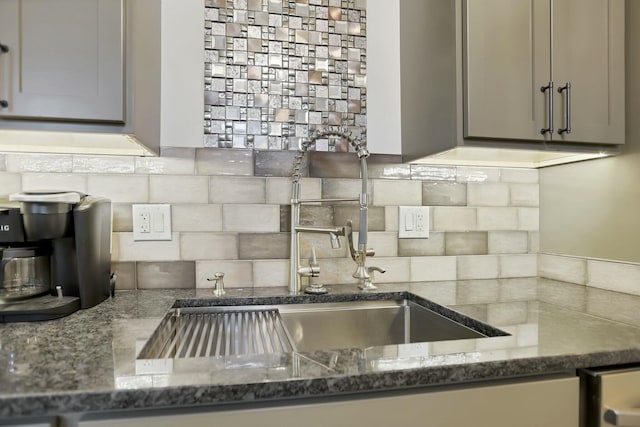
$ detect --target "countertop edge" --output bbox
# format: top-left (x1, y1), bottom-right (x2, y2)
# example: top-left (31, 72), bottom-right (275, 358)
top-left (3, 350), bottom-right (640, 418)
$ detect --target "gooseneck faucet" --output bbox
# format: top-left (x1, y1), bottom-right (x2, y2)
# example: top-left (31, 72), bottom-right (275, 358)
top-left (289, 127), bottom-right (385, 294)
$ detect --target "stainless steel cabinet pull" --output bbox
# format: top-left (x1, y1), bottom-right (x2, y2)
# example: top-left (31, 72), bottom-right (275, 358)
top-left (540, 81), bottom-right (554, 135)
top-left (558, 82), bottom-right (572, 135)
top-left (604, 407), bottom-right (640, 426)
top-left (0, 100), bottom-right (8, 109)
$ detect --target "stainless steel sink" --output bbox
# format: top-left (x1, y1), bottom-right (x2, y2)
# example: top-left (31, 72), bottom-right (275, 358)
top-left (278, 300), bottom-right (488, 352)
top-left (137, 296), bottom-right (509, 360)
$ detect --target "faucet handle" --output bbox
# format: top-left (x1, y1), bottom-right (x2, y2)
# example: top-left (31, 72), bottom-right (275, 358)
top-left (298, 247), bottom-right (320, 277)
top-left (359, 266), bottom-right (386, 291)
top-left (207, 272), bottom-right (226, 296)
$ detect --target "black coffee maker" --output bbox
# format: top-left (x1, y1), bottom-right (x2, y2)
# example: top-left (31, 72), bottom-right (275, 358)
top-left (0, 191), bottom-right (112, 322)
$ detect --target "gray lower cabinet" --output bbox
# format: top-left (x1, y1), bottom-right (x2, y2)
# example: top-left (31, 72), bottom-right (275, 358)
top-left (464, 0), bottom-right (624, 145)
top-left (0, 0), bottom-right (124, 122)
top-left (78, 376), bottom-right (579, 427)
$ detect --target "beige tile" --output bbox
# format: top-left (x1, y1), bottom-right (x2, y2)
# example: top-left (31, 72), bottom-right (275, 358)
top-left (528, 231), bottom-right (540, 253)
top-left (456, 166), bottom-right (501, 183)
top-left (22, 173), bottom-right (87, 193)
top-left (298, 205), bottom-right (335, 227)
top-left (445, 232), bottom-right (488, 255)
top-left (253, 260), bottom-right (290, 287)
top-left (322, 178), bottom-right (368, 199)
top-left (0, 153), bottom-right (6, 171)
top-left (372, 179), bottom-right (422, 206)
top-left (422, 182), bottom-right (467, 206)
top-left (254, 151), bottom-right (300, 177)
top-left (196, 260), bottom-right (254, 288)
top-left (500, 168), bottom-right (538, 184)
top-left (457, 255), bottom-right (500, 280)
top-left (88, 175), bottom-right (149, 203)
top-left (538, 254), bottom-right (587, 285)
top-left (364, 257), bottom-right (410, 284)
top-left (410, 256), bottom-right (457, 282)
top-left (385, 206), bottom-right (399, 231)
top-left (467, 183), bottom-right (509, 206)
top-left (409, 165), bottom-right (456, 181)
top-left (72, 155), bottom-right (135, 174)
top-left (359, 232), bottom-right (398, 257)
top-left (476, 207), bottom-right (519, 231)
top-left (172, 204), bottom-right (223, 232)
top-left (499, 254), bottom-right (538, 278)
top-left (587, 287), bottom-right (640, 325)
top-left (266, 177), bottom-right (322, 204)
top-left (6, 153), bottom-right (73, 173)
top-left (299, 232), bottom-right (349, 259)
top-left (135, 147), bottom-right (196, 175)
top-left (368, 163), bottom-right (411, 180)
top-left (112, 203), bottom-right (133, 232)
top-left (149, 175), bottom-right (209, 203)
top-left (0, 173), bottom-right (22, 197)
top-left (587, 259), bottom-right (640, 296)
top-left (115, 232), bottom-right (180, 261)
top-left (518, 207), bottom-right (539, 231)
top-left (180, 233), bottom-right (238, 260)
top-left (333, 206), bottom-right (385, 231)
top-left (398, 233), bottom-right (445, 256)
top-left (488, 231), bottom-right (529, 254)
top-left (137, 261), bottom-right (195, 289)
top-left (196, 148), bottom-right (254, 176)
top-left (239, 233), bottom-right (289, 259)
top-left (222, 204), bottom-right (281, 232)
top-left (111, 262), bottom-right (136, 290)
top-left (509, 184), bottom-right (539, 207)
top-left (210, 176), bottom-right (266, 204)
top-left (432, 207), bottom-right (477, 231)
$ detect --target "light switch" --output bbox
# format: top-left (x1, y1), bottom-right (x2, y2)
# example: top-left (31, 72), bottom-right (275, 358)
top-left (132, 204), bottom-right (172, 241)
top-left (398, 206), bottom-right (429, 239)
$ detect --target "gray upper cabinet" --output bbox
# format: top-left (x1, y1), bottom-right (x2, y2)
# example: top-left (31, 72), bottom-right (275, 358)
top-left (464, 0), bottom-right (625, 145)
top-left (0, 0), bottom-right (124, 122)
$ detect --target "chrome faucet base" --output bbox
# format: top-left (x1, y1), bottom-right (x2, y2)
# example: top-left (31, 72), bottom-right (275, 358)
top-left (304, 284), bottom-right (329, 295)
top-left (358, 281), bottom-right (378, 291)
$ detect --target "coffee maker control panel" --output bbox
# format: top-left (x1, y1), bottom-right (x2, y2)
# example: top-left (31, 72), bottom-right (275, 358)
top-left (0, 202), bottom-right (25, 242)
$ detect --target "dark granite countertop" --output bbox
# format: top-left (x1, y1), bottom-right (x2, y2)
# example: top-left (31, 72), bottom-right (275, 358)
top-left (2, 277), bottom-right (640, 419)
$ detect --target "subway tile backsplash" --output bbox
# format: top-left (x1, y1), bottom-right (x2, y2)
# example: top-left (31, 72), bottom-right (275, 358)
top-left (0, 148), bottom-right (542, 290)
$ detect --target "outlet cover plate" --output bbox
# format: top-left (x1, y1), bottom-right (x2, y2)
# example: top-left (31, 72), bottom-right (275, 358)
top-left (398, 206), bottom-right (430, 239)
top-left (132, 204), bottom-right (172, 241)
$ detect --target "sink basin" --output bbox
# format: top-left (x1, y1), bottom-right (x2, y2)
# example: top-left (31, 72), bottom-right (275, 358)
top-left (137, 295), bottom-right (509, 360)
top-left (278, 300), bottom-right (491, 352)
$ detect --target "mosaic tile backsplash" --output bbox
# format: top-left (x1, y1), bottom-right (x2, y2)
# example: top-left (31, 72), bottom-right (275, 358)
top-left (0, 148), bottom-right (540, 290)
top-left (204, 0), bottom-right (367, 151)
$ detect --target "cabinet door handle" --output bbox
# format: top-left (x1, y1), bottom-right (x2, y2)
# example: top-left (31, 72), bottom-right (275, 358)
top-left (540, 82), bottom-right (554, 135)
top-left (558, 82), bottom-right (572, 135)
top-left (0, 44), bottom-right (8, 110)
top-left (604, 407), bottom-right (640, 426)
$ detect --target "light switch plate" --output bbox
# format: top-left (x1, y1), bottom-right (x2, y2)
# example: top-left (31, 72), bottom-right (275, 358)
top-left (132, 204), bottom-right (172, 241)
top-left (398, 206), bottom-right (430, 239)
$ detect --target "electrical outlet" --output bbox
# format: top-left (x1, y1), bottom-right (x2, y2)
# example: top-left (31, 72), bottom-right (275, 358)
top-left (398, 206), bottom-right (430, 239)
top-left (132, 204), bottom-right (172, 241)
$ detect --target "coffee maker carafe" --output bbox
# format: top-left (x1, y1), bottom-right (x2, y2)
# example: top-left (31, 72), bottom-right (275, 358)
top-left (0, 191), bottom-right (112, 322)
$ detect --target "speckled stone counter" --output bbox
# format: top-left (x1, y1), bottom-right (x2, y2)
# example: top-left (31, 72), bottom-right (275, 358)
top-left (2, 277), bottom-right (640, 419)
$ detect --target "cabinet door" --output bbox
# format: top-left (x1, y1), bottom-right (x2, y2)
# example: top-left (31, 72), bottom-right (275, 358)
top-left (552, 0), bottom-right (625, 145)
top-left (0, 0), bottom-right (124, 122)
top-left (463, 0), bottom-right (551, 142)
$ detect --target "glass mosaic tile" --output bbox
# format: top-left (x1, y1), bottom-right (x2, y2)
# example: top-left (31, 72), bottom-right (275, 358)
top-left (204, 0), bottom-right (367, 151)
